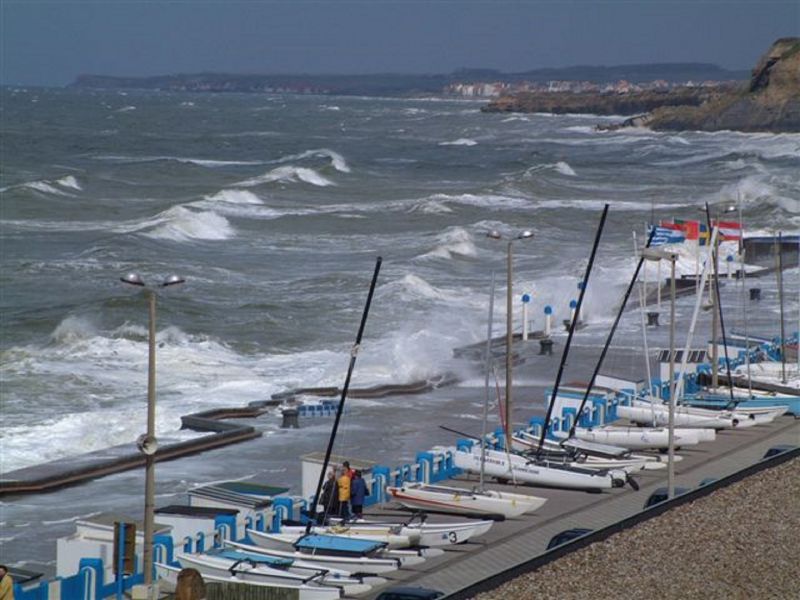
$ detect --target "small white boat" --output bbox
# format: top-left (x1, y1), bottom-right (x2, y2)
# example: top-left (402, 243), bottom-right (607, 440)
top-left (619, 400), bottom-right (759, 429)
top-left (512, 432), bottom-right (666, 471)
top-left (254, 529), bottom-right (416, 550)
top-left (572, 425), bottom-right (714, 449)
top-left (386, 481), bottom-right (546, 519)
top-left (155, 562), bottom-right (343, 600)
top-left (246, 529), bottom-right (427, 568)
top-left (225, 539), bottom-right (402, 575)
top-left (454, 447), bottom-right (629, 491)
top-left (175, 550), bottom-right (371, 595)
top-left (315, 513), bottom-right (496, 545)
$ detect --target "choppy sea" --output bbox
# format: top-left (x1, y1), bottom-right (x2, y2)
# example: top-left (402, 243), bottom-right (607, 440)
top-left (1, 87), bottom-right (798, 571)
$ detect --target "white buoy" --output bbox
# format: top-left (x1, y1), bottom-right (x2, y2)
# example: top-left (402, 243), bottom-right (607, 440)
top-left (521, 293), bottom-right (531, 340)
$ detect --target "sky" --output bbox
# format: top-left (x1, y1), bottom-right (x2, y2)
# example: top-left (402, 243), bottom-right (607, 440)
top-left (2, 0), bottom-right (798, 86)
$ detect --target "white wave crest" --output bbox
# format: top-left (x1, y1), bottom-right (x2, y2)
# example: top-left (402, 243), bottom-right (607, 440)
top-left (418, 227), bottom-right (477, 260)
top-left (21, 181), bottom-right (71, 196)
top-left (204, 189), bottom-right (264, 205)
top-left (51, 315), bottom-right (97, 345)
top-left (93, 154), bottom-right (262, 168)
top-left (56, 175), bottom-right (82, 190)
top-left (144, 206), bottom-right (235, 241)
top-left (236, 166), bottom-right (334, 187)
top-left (426, 193), bottom-right (531, 210)
top-left (439, 138), bottom-right (477, 146)
top-left (116, 105), bottom-right (136, 112)
top-left (271, 148), bottom-right (350, 173)
top-left (554, 161), bottom-right (577, 176)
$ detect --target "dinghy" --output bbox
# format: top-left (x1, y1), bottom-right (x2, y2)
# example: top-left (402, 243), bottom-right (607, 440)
top-left (175, 550), bottom-right (371, 595)
top-left (252, 529), bottom-right (416, 550)
top-left (570, 425), bottom-right (715, 449)
top-left (246, 529), bottom-right (427, 567)
top-left (617, 401), bottom-right (757, 429)
top-left (386, 481), bottom-right (546, 519)
top-left (302, 514), bottom-right (495, 545)
top-left (225, 539), bottom-right (402, 575)
top-left (512, 431), bottom-right (667, 471)
top-left (454, 446), bottom-right (629, 491)
top-left (156, 562), bottom-right (343, 600)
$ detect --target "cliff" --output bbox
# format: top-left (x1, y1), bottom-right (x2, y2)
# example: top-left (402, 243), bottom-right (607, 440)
top-left (648, 38), bottom-right (800, 132)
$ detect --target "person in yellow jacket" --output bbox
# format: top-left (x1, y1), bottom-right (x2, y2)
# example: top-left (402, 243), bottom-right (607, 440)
top-left (0, 565), bottom-right (14, 600)
top-left (336, 468), bottom-right (352, 522)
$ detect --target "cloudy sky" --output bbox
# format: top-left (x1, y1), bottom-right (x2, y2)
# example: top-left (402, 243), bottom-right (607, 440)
top-left (2, 0), bottom-right (798, 86)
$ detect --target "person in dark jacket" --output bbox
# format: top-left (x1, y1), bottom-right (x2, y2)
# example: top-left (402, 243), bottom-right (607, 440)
top-left (350, 470), bottom-right (369, 520)
top-left (320, 469), bottom-right (339, 521)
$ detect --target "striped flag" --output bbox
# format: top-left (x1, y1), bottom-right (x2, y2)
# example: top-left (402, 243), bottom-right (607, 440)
top-left (648, 224), bottom-right (686, 246)
top-left (713, 220), bottom-right (742, 241)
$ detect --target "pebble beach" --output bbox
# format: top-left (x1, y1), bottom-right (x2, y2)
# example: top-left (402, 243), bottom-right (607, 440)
top-left (473, 457), bottom-right (800, 600)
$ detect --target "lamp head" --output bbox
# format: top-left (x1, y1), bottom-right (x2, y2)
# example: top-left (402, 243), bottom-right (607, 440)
top-left (161, 275), bottom-right (185, 288)
top-left (120, 273), bottom-right (145, 287)
top-left (517, 230), bottom-right (534, 240)
top-left (486, 230), bottom-right (502, 240)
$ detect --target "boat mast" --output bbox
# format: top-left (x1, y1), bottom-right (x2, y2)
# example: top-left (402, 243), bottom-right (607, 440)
top-left (480, 272), bottom-right (497, 491)
top-left (737, 194), bottom-right (754, 397)
top-left (537, 204), bottom-right (609, 455)
top-left (306, 257), bottom-right (382, 531)
top-left (567, 226), bottom-right (655, 440)
top-left (704, 203), bottom-right (737, 408)
top-left (776, 232), bottom-right (787, 383)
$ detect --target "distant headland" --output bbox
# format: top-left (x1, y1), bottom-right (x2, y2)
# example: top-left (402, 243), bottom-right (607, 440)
top-left (70, 63), bottom-right (746, 99)
top-left (483, 38), bottom-right (800, 133)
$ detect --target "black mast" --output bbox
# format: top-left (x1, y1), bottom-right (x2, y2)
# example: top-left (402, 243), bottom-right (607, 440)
top-left (306, 257), bottom-right (382, 532)
top-left (537, 204), bottom-right (609, 455)
top-left (704, 203), bottom-right (737, 408)
top-left (567, 225), bottom-right (656, 439)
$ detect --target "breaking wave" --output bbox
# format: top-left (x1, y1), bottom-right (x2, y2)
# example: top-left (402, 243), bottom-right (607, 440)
top-left (143, 206), bottom-right (235, 241)
top-left (236, 166), bottom-right (335, 187)
top-left (439, 138), bottom-right (478, 146)
top-left (417, 227), bottom-right (478, 260)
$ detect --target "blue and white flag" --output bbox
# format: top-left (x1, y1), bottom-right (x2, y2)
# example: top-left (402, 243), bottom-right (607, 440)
top-left (647, 225), bottom-right (686, 246)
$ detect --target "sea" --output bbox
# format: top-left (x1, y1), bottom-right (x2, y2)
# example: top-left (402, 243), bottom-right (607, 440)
top-left (1, 87), bottom-right (798, 573)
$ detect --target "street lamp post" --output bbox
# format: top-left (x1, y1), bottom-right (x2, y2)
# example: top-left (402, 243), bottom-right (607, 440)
top-left (642, 248), bottom-right (677, 498)
top-left (487, 230), bottom-right (533, 448)
top-left (121, 273), bottom-right (185, 600)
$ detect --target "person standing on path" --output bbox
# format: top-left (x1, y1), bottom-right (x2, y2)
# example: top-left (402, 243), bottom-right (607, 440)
top-left (320, 468), bottom-right (339, 522)
top-left (350, 470), bottom-right (368, 520)
top-left (337, 467), bottom-right (352, 522)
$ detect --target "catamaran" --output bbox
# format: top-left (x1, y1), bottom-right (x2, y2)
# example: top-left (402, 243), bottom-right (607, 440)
top-left (386, 481), bottom-right (547, 518)
top-left (225, 539), bottom-right (404, 575)
top-left (156, 562), bottom-right (344, 600)
top-left (453, 446), bottom-right (631, 490)
top-left (174, 550), bottom-right (372, 595)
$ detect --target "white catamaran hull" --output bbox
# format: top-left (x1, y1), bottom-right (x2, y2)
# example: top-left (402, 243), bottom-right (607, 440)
top-left (387, 481), bottom-right (546, 519)
top-left (175, 552), bottom-right (370, 595)
top-left (245, 530), bottom-right (426, 568)
top-left (454, 448), bottom-right (627, 491)
top-left (510, 434), bottom-right (665, 471)
top-left (572, 426), bottom-right (713, 449)
top-left (156, 562), bottom-right (343, 600)
top-left (621, 401), bottom-right (760, 429)
top-left (226, 540), bottom-right (402, 575)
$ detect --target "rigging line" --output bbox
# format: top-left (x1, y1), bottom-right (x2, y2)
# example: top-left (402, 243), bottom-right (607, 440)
top-left (737, 195), bottom-right (754, 398)
top-left (306, 256), bottom-right (382, 532)
top-left (704, 203), bottom-right (737, 408)
top-left (776, 232), bottom-right (787, 384)
top-left (568, 225), bottom-right (657, 439)
top-left (537, 204), bottom-right (609, 455)
top-left (634, 232), bottom-right (656, 425)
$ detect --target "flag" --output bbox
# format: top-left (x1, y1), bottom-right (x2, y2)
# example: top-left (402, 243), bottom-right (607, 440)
top-left (714, 220), bottom-right (742, 241)
top-left (674, 218), bottom-right (700, 241)
top-left (648, 224), bottom-right (686, 246)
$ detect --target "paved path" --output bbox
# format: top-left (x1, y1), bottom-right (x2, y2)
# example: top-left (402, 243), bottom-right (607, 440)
top-left (361, 416), bottom-right (799, 599)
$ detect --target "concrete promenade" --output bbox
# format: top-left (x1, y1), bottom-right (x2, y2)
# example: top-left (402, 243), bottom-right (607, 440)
top-left (361, 415), bottom-right (799, 599)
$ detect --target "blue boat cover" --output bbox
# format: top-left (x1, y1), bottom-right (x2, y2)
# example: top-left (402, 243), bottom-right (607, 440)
top-left (216, 549), bottom-right (293, 567)
top-left (295, 534), bottom-right (386, 555)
